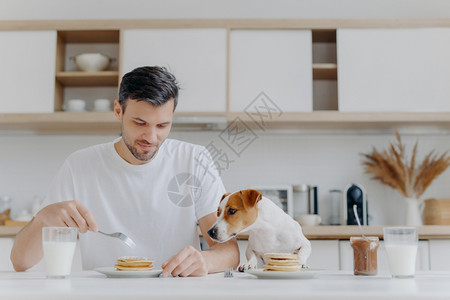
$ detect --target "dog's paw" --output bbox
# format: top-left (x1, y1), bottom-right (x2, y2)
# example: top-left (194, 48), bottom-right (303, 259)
top-left (237, 263), bottom-right (257, 272)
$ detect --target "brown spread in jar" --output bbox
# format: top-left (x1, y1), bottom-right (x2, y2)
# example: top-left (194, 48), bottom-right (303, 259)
top-left (350, 236), bottom-right (379, 276)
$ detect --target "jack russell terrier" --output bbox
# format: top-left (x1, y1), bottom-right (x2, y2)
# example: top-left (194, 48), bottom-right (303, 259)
top-left (207, 189), bottom-right (311, 271)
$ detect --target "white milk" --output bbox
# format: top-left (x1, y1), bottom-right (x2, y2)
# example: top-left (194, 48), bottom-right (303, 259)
top-left (43, 241), bottom-right (77, 277)
top-left (385, 245), bottom-right (418, 277)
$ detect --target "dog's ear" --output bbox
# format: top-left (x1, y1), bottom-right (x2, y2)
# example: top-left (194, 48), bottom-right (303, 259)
top-left (220, 193), bottom-right (231, 203)
top-left (241, 189), bottom-right (262, 210)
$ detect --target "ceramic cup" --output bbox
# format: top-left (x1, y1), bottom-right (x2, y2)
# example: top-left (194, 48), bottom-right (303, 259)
top-left (42, 227), bottom-right (78, 279)
top-left (296, 214), bottom-right (322, 226)
top-left (93, 98), bottom-right (111, 112)
top-left (65, 99), bottom-right (86, 112)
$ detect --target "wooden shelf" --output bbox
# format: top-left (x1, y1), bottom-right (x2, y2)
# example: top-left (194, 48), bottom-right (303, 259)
top-left (0, 112), bottom-right (226, 134)
top-left (58, 30), bottom-right (120, 43)
top-left (56, 71), bottom-right (119, 87)
top-left (226, 111), bottom-right (450, 131)
top-left (2, 111), bottom-right (450, 134)
top-left (313, 63), bottom-right (337, 80)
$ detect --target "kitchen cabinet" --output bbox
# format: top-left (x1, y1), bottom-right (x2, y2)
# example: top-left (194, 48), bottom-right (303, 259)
top-left (54, 30), bottom-right (120, 111)
top-left (0, 238), bottom-right (14, 270)
top-left (308, 240), bottom-right (340, 270)
top-left (2, 19), bottom-right (450, 133)
top-left (122, 28), bottom-right (227, 113)
top-left (339, 240), bottom-right (430, 272)
top-left (229, 29), bottom-right (312, 113)
top-left (337, 28), bottom-right (450, 112)
top-left (0, 30), bottom-right (56, 113)
top-left (429, 240), bottom-right (450, 271)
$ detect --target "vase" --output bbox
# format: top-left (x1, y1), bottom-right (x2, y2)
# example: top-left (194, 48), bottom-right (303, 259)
top-left (404, 197), bottom-right (423, 226)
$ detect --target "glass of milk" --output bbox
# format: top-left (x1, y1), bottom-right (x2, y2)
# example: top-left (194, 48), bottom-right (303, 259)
top-left (383, 227), bottom-right (418, 278)
top-left (42, 227), bottom-right (78, 279)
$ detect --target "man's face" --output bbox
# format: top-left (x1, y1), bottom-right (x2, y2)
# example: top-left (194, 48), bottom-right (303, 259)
top-left (114, 99), bottom-right (174, 165)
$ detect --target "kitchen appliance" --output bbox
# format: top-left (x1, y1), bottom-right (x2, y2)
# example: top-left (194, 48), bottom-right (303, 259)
top-left (329, 189), bottom-right (342, 225)
top-left (293, 184), bottom-right (318, 217)
top-left (341, 183), bottom-right (368, 225)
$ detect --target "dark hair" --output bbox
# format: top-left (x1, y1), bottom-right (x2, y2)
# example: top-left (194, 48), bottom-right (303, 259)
top-left (118, 66), bottom-right (179, 112)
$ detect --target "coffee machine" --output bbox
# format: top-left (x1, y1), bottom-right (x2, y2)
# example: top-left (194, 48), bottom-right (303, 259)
top-left (341, 183), bottom-right (368, 225)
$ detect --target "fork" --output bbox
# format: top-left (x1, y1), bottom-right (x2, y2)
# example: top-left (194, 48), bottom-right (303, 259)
top-left (97, 230), bottom-right (136, 249)
top-left (224, 267), bottom-right (234, 278)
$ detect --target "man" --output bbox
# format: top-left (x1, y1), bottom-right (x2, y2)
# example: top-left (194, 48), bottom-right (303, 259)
top-left (11, 66), bottom-right (239, 277)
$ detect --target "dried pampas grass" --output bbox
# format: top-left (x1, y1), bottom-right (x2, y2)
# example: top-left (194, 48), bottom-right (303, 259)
top-left (361, 131), bottom-right (450, 199)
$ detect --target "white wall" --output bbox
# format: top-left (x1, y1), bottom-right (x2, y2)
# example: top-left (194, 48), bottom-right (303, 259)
top-left (2, 130), bottom-right (450, 225)
top-left (1, 0), bottom-right (450, 20)
top-left (2, 0), bottom-right (450, 225)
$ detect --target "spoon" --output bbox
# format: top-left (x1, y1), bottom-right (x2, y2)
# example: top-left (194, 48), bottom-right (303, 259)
top-left (353, 204), bottom-right (368, 240)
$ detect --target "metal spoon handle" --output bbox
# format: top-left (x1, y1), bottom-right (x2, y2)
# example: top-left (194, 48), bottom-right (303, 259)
top-left (353, 204), bottom-right (367, 240)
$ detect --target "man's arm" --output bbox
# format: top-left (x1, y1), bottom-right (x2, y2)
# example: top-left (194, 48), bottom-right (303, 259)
top-left (10, 200), bottom-right (97, 271)
top-left (197, 213), bottom-right (240, 273)
top-left (161, 212), bottom-right (239, 277)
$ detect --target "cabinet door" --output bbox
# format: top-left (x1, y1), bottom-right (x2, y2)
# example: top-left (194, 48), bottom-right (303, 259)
top-left (337, 28), bottom-right (450, 112)
top-left (308, 240), bottom-right (340, 270)
top-left (429, 240), bottom-right (450, 271)
top-left (229, 30), bottom-right (313, 113)
top-left (339, 240), bottom-right (430, 272)
top-left (0, 238), bottom-right (14, 270)
top-left (0, 30), bottom-right (56, 113)
top-left (122, 29), bottom-right (227, 112)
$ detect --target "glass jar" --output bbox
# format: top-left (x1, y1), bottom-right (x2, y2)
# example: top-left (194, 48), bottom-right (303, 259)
top-left (0, 195), bottom-right (12, 225)
top-left (329, 189), bottom-right (342, 225)
top-left (350, 236), bottom-right (379, 276)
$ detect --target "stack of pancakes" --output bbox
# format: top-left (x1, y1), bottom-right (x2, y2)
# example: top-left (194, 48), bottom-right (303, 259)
top-left (263, 253), bottom-right (300, 272)
top-left (115, 256), bottom-right (154, 271)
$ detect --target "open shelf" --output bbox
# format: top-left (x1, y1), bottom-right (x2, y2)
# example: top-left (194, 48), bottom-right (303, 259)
top-left (56, 71), bottom-right (119, 86)
top-left (313, 63), bottom-right (337, 80)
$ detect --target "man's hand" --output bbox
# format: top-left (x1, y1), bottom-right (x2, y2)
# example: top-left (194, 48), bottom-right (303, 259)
top-left (161, 246), bottom-right (208, 277)
top-left (35, 200), bottom-right (98, 233)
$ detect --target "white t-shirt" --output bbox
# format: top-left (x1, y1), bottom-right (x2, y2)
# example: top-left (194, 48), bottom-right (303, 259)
top-left (41, 138), bottom-right (225, 270)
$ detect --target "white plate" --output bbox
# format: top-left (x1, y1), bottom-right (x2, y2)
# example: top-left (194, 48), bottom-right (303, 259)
top-left (94, 267), bottom-right (162, 278)
top-left (246, 268), bottom-right (323, 279)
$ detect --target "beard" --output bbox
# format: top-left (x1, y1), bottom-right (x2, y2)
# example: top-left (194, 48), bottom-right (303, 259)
top-left (121, 130), bottom-right (162, 162)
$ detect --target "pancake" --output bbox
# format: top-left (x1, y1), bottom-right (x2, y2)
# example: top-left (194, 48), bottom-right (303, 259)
top-left (264, 253), bottom-right (299, 260)
top-left (263, 253), bottom-right (300, 272)
top-left (263, 265), bottom-right (301, 272)
top-left (115, 256), bottom-right (154, 271)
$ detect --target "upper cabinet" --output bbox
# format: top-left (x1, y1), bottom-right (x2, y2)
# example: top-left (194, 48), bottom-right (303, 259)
top-left (337, 28), bottom-right (450, 112)
top-left (2, 19), bottom-right (450, 133)
top-left (122, 28), bottom-right (227, 113)
top-left (0, 30), bottom-right (56, 113)
top-left (229, 30), bottom-right (313, 113)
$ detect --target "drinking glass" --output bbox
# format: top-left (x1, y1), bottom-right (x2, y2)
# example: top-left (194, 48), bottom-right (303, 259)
top-left (42, 227), bottom-right (78, 279)
top-left (350, 236), bottom-right (379, 276)
top-left (383, 227), bottom-right (418, 278)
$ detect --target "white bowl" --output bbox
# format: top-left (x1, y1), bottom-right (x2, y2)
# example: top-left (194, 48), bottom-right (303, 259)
top-left (74, 53), bottom-right (111, 72)
top-left (94, 98), bottom-right (112, 112)
top-left (64, 99), bottom-right (86, 112)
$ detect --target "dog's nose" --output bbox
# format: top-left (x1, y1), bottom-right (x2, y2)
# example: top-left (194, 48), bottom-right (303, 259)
top-left (208, 227), bottom-right (217, 239)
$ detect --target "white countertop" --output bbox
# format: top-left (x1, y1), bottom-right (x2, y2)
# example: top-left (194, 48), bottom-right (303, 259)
top-left (2, 270), bottom-right (450, 300)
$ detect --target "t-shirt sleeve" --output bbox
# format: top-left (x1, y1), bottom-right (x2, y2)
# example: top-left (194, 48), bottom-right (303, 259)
top-left (38, 159), bottom-right (76, 214)
top-left (193, 146), bottom-right (226, 220)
